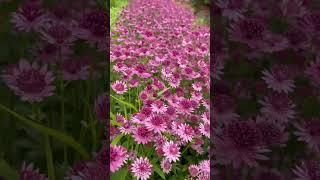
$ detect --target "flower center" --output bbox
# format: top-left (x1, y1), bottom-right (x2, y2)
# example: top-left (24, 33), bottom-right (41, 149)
top-left (115, 83), bottom-right (125, 91)
top-left (169, 145), bottom-right (178, 154)
top-left (21, 3), bottom-right (43, 22)
top-left (17, 69), bottom-right (46, 94)
top-left (240, 19), bottom-right (265, 39)
top-left (227, 122), bottom-right (260, 148)
top-left (46, 25), bottom-right (72, 44)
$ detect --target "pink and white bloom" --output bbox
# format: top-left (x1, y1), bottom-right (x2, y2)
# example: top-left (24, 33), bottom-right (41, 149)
top-left (262, 64), bottom-right (295, 93)
top-left (150, 100), bottom-right (167, 114)
top-left (160, 159), bottom-right (172, 174)
top-left (110, 145), bottom-right (128, 172)
top-left (177, 123), bottom-right (195, 142)
top-left (131, 157), bottom-right (152, 180)
top-left (294, 119), bottom-right (320, 152)
top-left (11, 2), bottom-right (49, 32)
top-left (145, 114), bottom-right (167, 133)
top-left (163, 141), bottom-right (181, 162)
top-left (133, 126), bottom-right (153, 144)
top-left (111, 81), bottom-right (127, 94)
top-left (2, 59), bottom-right (55, 102)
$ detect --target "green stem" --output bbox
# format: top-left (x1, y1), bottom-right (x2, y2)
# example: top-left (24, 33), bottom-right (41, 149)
top-left (0, 103), bottom-right (90, 160)
top-left (35, 106), bottom-right (55, 180)
top-left (44, 135), bottom-right (55, 180)
top-left (60, 67), bottom-right (67, 164)
top-left (86, 68), bottom-right (97, 151)
top-left (181, 143), bottom-right (191, 155)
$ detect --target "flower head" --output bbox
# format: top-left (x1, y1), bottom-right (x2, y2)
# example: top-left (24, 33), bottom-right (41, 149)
top-left (293, 160), bottom-right (320, 180)
top-left (11, 1), bottom-right (48, 32)
top-left (110, 145), bottom-right (128, 172)
top-left (259, 93), bottom-right (296, 124)
top-left (294, 119), bottom-right (320, 152)
top-left (3, 60), bottom-right (55, 102)
top-left (262, 64), bottom-right (294, 93)
top-left (112, 81), bottom-right (127, 94)
top-left (163, 141), bottom-right (181, 162)
top-left (160, 159), bottom-right (172, 174)
top-left (133, 126), bottom-right (153, 144)
top-left (20, 162), bottom-right (48, 180)
top-left (214, 120), bottom-right (269, 168)
top-left (62, 58), bottom-right (89, 81)
top-left (94, 94), bottom-right (109, 122)
top-left (131, 157), bottom-right (152, 180)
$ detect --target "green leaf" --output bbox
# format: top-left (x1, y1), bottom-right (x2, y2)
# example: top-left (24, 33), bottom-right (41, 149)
top-left (157, 87), bottom-right (170, 97)
top-left (111, 134), bottom-right (124, 145)
top-left (110, 111), bottom-right (121, 126)
top-left (111, 167), bottom-right (128, 180)
top-left (153, 163), bottom-right (165, 179)
top-left (0, 103), bottom-right (90, 160)
top-left (0, 159), bottom-right (19, 180)
top-left (110, 95), bottom-right (138, 112)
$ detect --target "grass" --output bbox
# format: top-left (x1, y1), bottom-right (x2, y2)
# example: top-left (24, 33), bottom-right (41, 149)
top-left (110, 0), bottom-right (129, 30)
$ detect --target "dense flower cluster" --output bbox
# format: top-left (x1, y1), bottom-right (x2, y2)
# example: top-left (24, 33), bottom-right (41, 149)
top-left (110, 0), bottom-right (209, 179)
top-left (213, 0), bottom-right (320, 178)
top-left (1, 0), bottom-right (108, 179)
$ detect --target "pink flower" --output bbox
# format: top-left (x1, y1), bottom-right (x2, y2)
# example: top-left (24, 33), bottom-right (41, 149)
top-left (216, 0), bottom-right (248, 21)
top-left (11, 1), bottom-right (48, 32)
top-left (261, 33), bottom-right (289, 53)
top-left (213, 94), bottom-right (239, 123)
top-left (259, 93), bottom-right (296, 124)
top-left (178, 99), bottom-right (194, 114)
top-left (305, 57), bottom-right (320, 87)
top-left (188, 164), bottom-right (199, 177)
top-left (116, 113), bottom-right (125, 124)
top-left (229, 17), bottom-right (268, 49)
top-left (177, 123), bottom-right (195, 142)
top-left (2, 60), bottom-right (55, 102)
top-left (111, 81), bottom-right (127, 94)
top-left (191, 138), bottom-right (205, 154)
top-left (20, 162), bottom-right (48, 180)
top-left (262, 64), bottom-right (294, 93)
top-left (32, 42), bottom-right (72, 65)
top-left (160, 159), bottom-right (172, 174)
top-left (285, 25), bottom-right (309, 50)
top-left (131, 157), bottom-right (152, 180)
top-left (133, 126), bottom-right (153, 144)
top-left (94, 94), bottom-right (109, 122)
top-left (293, 160), bottom-right (320, 180)
top-left (198, 160), bottom-right (210, 175)
top-left (192, 82), bottom-right (203, 91)
top-left (75, 162), bottom-right (108, 180)
top-left (214, 120), bottom-right (269, 168)
top-left (294, 119), bottom-right (320, 152)
top-left (163, 141), bottom-right (181, 162)
top-left (150, 100), bottom-right (167, 114)
top-left (199, 123), bottom-right (210, 138)
top-left (255, 116), bottom-right (288, 147)
top-left (145, 114), bottom-right (167, 133)
top-left (76, 10), bottom-right (108, 51)
top-left (62, 58), bottom-right (89, 81)
top-left (110, 145), bottom-right (128, 172)
top-left (119, 121), bottom-right (134, 135)
top-left (132, 113), bottom-right (148, 124)
top-left (39, 22), bottom-right (76, 46)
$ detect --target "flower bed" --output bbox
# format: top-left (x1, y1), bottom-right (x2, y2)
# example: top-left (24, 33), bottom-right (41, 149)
top-left (110, 0), bottom-right (210, 179)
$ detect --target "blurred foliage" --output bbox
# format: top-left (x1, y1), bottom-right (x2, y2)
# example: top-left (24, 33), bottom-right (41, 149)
top-left (190, 0), bottom-right (210, 8)
top-left (110, 0), bottom-right (128, 29)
